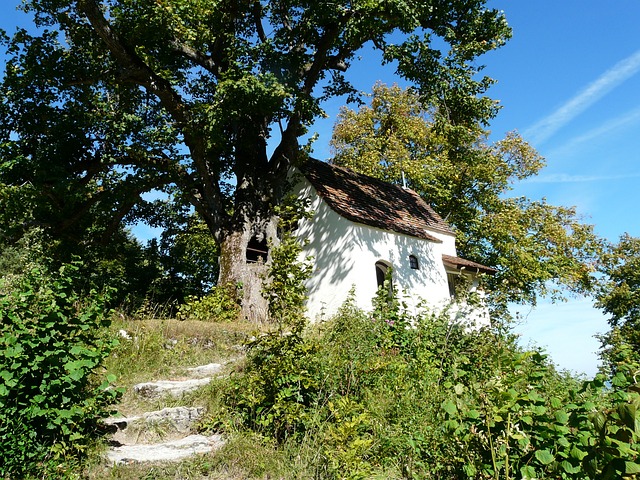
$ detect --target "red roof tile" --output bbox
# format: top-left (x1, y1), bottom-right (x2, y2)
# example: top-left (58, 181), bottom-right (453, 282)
top-left (301, 158), bottom-right (454, 242)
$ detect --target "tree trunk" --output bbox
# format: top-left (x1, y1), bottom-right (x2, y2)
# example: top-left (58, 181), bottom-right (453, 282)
top-left (217, 216), bottom-right (278, 323)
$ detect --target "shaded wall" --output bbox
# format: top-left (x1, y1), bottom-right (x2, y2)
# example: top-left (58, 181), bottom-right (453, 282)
top-left (296, 179), bottom-right (458, 321)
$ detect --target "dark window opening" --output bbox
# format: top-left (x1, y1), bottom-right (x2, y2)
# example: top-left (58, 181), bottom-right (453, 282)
top-left (409, 255), bottom-right (419, 270)
top-left (246, 235), bottom-right (268, 263)
top-left (447, 272), bottom-right (459, 298)
top-left (376, 261), bottom-right (388, 288)
top-left (375, 260), bottom-right (394, 298)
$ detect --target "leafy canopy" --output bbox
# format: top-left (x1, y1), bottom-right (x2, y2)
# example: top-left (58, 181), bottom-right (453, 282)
top-left (1, 0), bottom-right (511, 247)
top-left (596, 234), bottom-right (640, 369)
top-left (331, 83), bottom-right (604, 307)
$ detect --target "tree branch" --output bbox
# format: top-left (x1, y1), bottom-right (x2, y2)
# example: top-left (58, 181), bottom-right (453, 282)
top-left (252, 1), bottom-right (267, 43)
top-left (77, 0), bottom-right (227, 233)
top-left (168, 39), bottom-right (220, 76)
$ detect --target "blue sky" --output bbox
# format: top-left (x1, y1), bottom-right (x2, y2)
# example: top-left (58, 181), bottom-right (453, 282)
top-left (476, 2), bottom-right (640, 376)
top-left (2, 1), bottom-right (638, 376)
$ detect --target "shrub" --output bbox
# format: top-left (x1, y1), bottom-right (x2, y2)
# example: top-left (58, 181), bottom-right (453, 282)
top-left (0, 262), bottom-right (121, 478)
top-left (223, 291), bottom-right (640, 479)
top-left (177, 283), bottom-right (241, 322)
top-left (220, 235), bottom-right (640, 479)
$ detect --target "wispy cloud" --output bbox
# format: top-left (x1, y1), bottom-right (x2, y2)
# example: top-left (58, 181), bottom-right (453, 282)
top-left (524, 49), bottom-right (640, 145)
top-left (525, 172), bottom-right (640, 184)
top-left (547, 105), bottom-right (640, 157)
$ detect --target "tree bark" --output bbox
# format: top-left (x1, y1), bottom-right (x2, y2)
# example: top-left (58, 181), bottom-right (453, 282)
top-left (217, 216), bottom-right (279, 322)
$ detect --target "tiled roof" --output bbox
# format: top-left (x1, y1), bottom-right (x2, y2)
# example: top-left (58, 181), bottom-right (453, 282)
top-left (300, 158), bottom-right (454, 242)
top-left (442, 254), bottom-right (497, 275)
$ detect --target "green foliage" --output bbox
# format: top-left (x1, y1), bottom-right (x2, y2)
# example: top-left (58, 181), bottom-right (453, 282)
top-left (0, 226), bottom-right (47, 292)
top-left (0, 262), bottom-right (121, 478)
top-left (224, 196), bottom-right (315, 440)
top-left (177, 283), bottom-right (241, 322)
top-left (331, 83), bottom-right (604, 308)
top-left (262, 195), bottom-right (313, 330)
top-left (152, 215), bottom-right (220, 303)
top-left (225, 327), bottom-right (321, 442)
top-left (223, 284), bottom-right (640, 479)
top-left (597, 234), bottom-right (640, 370)
top-left (1, 0), bottom-right (512, 301)
top-left (587, 355), bottom-right (640, 479)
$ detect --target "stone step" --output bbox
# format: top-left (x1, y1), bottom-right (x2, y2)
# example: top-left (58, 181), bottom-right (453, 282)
top-left (133, 377), bottom-right (212, 398)
top-left (131, 362), bottom-right (229, 398)
top-left (105, 361), bottom-right (232, 465)
top-left (186, 362), bottom-right (224, 378)
top-left (105, 406), bottom-right (205, 444)
top-left (108, 434), bottom-right (224, 465)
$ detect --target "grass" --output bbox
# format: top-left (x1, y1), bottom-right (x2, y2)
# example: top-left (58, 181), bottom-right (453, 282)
top-left (105, 316), bottom-right (256, 415)
top-left (85, 314), bottom-right (283, 479)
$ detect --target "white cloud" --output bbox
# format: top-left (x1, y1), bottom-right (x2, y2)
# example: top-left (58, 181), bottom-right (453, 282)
top-left (524, 49), bottom-right (640, 145)
top-left (525, 172), bottom-right (640, 184)
top-left (548, 105), bottom-right (640, 157)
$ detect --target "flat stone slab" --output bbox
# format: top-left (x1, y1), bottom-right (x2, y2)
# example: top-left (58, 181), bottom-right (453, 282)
top-left (105, 406), bottom-right (204, 432)
top-left (133, 378), bottom-right (212, 398)
top-left (186, 363), bottom-right (224, 378)
top-left (108, 434), bottom-right (224, 464)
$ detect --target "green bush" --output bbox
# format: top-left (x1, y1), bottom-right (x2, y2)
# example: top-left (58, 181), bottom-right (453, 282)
top-left (222, 288), bottom-right (640, 479)
top-left (0, 263), bottom-right (121, 478)
top-left (218, 207), bottom-right (640, 478)
top-left (177, 283), bottom-right (241, 322)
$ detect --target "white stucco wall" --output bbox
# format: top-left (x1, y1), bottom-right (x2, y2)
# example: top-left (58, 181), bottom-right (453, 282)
top-left (296, 179), bottom-right (460, 321)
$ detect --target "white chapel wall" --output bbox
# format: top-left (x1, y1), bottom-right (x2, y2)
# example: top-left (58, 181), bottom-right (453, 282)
top-left (295, 179), bottom-right (459, 321)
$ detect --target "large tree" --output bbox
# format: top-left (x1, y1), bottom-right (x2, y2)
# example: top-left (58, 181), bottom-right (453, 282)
top-left (0, 0), bottom-right (511, 314)
top-left (331, 83), bottom-right (603, 308)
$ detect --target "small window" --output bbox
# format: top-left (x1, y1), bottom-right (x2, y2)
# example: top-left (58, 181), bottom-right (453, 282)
top-left (409, 255), bottom-right (419, 270)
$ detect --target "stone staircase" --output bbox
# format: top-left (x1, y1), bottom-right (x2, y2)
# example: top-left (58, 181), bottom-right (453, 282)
top-left (104, 362), bottom-right (229, 465)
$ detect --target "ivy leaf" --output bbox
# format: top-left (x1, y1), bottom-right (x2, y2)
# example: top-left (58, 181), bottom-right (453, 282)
top-left (555, 410), bottom-right (569, 424)
top-left (520, 465), bottom-right (537, 479)
top-left (625, 461), bottom-right (640, 474)
top-left (560, 460), bottom-right (580, 474)
top-left (617, 403), bottom-right (637, 431)
top-left (570, 445), bottom-right (588, 461)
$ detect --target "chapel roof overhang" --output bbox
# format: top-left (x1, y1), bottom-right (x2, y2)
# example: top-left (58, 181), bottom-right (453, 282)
top-left (300, 158), bottom-right (454, 242)
top-left (442, 254), bottom-right (497, 275)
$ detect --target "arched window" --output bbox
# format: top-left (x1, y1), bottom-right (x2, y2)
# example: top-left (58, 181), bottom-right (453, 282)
top-left (375, 260), bottom-right (392, 289)
top-left (447, 272), bottom-right (458, 297)
top-left (409, 254), bottom-right (419, 270)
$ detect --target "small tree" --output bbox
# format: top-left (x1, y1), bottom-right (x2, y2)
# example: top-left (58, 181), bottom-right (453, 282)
top-left (596, 233), bottom-right (640, 371)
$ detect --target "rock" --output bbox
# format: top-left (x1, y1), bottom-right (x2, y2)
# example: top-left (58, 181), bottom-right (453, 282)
top-left (107, 434), bottom-right (224, 464)
top-left (186, 363), bottom-right (224, 377)
top-left (133, 378), bottom-right (211, 398)
top-left (118, 329), bottom-right (132, 340)
top-left (143, 406), bottom-right (204, 432)
top-left (105, 406), bottom-right (204, 432)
